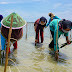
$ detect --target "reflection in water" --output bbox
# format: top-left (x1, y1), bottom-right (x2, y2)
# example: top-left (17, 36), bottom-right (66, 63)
top-left (0, 23), bottom-right (72, 72)
top-left (0, 48), bottom-right (18, 65)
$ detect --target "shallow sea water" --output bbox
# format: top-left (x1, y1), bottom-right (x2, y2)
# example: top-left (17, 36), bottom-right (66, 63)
top-left (0, 22), bottom-right (72, 72)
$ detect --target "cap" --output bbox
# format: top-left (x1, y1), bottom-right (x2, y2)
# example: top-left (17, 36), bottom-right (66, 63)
top-left (40, 16), bottom-right (46, 22)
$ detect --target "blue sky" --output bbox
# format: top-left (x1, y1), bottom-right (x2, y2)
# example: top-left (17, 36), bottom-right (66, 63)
top-left (0, 0), bottom-right (72, 22)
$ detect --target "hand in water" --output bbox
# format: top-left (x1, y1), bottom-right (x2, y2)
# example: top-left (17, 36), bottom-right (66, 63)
top-left (35, 39), bottom-right (38, 43)
top-left (67, 40), bottom-right (71, 44)
top-left (45, 26), bottom-right (47, 28)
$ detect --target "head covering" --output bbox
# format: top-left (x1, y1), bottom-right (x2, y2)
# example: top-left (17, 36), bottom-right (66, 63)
top-left (40, 16), bottom-right (46, 22)
top-left (62, 29), bottom-right (69, 33)
top-left (71, 22), bottom-right (72, 27)
top-left (59, 19), bottom-right (72, 29)
top-left (48, 12), bottom-right (55, 17)
top-left (0, 15), bottom-right (3, 21)
top-left (1, 12), bottom-right (26, 29)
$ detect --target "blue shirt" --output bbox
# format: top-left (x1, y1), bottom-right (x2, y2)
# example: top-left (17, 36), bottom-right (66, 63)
top-left (46, 16), bottom-right (60, 26)
top-left (49, 19), bottom-right (68, 51)
top-left (0, 23), bottom-right (1, 28)
top-left (0, 22), bottom-right (6, 50)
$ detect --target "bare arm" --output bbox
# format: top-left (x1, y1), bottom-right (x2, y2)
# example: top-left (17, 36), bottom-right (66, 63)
top-left (66, 36), bottom-right (71, 44)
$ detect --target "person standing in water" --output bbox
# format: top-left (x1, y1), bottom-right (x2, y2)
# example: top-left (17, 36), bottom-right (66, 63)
top-left (0, 15), bottom-right (7, 52)
top-left (49, 19), bottom-right (72, 60)
top-left (0, 15), bottom-right (17, 54)
top-left (34, 16), bottom-right (47, 46)
top-left (46, 12), bottom-right (60, 27)
top-left (46, 12), bottom-right (61, 48)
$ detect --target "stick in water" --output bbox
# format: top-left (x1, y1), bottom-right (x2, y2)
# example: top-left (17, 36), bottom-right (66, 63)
top-left (4, 15), bottom-right (13, 72)
top-left (26, 22), bottom-right (27, 39)
top-left (55, 20), bottom-right (58, 60)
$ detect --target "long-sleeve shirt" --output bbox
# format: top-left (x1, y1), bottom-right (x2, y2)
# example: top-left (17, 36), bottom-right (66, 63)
top-left (49, 19), bottom-right (68, 51)
top-left (34, 18), bottom-right (47, 27)
top-left (0, 22), bottom-right (6, 50)
top-left (46, 16), bottom-right (60, 27)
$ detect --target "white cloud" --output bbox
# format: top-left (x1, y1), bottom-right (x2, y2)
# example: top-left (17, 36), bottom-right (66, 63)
top-left (0, 2), bottom-right (8, 4)
top-left (55, 11), bottom-right (72, 21)
top-left (33, 0), bottom-right (39, 1)
top-left (53, 3), bottom-right (62, 9)
top-left (0, 0), bottom-right (49, 4)
top-left (1, 9), bottom-right (72, 22)
top-left (0, 0), bottom-right (40, 4)
top-left (64, 4), bottom-right (72, 8)
top-left (0, 9), bottom-right (49, 22)
top-left (0, 2), bottom-right (26, 4)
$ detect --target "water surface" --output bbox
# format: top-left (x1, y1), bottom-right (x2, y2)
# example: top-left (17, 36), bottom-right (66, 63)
top-left (0, 22), bottom-right (72, 72)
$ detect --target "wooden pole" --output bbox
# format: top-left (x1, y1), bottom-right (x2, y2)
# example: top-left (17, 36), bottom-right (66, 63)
top-left (26, 22), bottom-right (27, 39)
top-left (4, 15), bottom-right (13, 72)
top-left (56, 20), bottom-right (58, 51)
top-left (55, 20), bottom-right (58, 60)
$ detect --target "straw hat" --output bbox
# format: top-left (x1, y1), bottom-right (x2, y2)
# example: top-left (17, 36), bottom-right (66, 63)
top-left (1, 12), bottom-right (26, 29)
